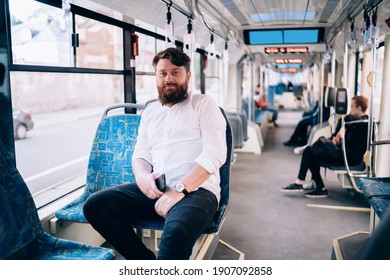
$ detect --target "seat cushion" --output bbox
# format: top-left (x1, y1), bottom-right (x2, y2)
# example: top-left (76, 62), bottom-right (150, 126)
top-left (357, 177), bottom-right (390, 220)
top-left (7, 233), bottom-right (115, 260)
top-left (357, 177), bottom-right (390, 197)
top-left (54, 193), bottom-right (89, 223)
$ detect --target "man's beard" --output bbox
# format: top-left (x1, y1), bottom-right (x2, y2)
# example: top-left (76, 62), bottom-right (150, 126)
top-left (158, 83), bottom-right (189, 105)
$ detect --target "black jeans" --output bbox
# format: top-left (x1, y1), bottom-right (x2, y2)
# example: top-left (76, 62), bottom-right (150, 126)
top-left (297, 146), bottom-right (325, 190)
top-left (83, 183), bottom-right (218, 260)
top-left (288, 115), bottom-right (314, 144)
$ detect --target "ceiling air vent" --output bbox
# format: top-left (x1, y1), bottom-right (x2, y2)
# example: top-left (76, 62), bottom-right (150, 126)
top-left (319, 0), bottom-right (340, 23)
top-left (219, 0), bottom-right (249, 26)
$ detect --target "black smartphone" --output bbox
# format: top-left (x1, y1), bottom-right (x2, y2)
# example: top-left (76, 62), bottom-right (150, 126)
top-left (155, 173), bottom-right (167, 192)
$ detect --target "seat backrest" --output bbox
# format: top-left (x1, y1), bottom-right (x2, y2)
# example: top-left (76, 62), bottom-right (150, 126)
top-left (237, 112), bottom-right (248, 141)
top-left (226, 112), bottom-right (243, 148)
top-left (219, 108), bottom-right (233, 207)
top-left (0, 141), bottom-right (44, 259)
top-left (85, 111), bottom-right (141, 196)
top-left (206, 108), bottom-right (232, 233)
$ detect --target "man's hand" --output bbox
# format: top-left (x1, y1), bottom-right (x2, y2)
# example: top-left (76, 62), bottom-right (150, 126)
top-left (155, 188), bottom-right (185, 218)
top-left (135, 172), bottom-right (163, 200)
top-left (332, 133), bottom-right (342, 145)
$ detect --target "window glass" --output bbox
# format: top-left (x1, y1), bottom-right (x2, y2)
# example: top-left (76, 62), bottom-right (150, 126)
top-left (205, 57), bottom-right (220, 103)
top-left (75, 15), bottom-right (123, 70)
top-left (192, 51), bottom-right (202, 94)
top-left (156, 38), bottom-right (167, 52)
top-left (136, 75), bottom-right (157, 106)
top-left (204, 56), bottom-right (219, 77)
top-left (11, 71), bottom-right (123, 207)
top-left (136, 33), bottom-right (156, 72)
top-left (9, 0), bottom-right (72, 66)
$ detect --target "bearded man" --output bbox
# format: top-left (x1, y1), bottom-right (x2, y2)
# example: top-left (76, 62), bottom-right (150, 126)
top-left (84, 48), bottom-right (227, 260)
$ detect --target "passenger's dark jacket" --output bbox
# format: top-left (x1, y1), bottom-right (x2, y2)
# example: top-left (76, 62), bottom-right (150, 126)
top-left (331, 114), bottom-right (369, 165)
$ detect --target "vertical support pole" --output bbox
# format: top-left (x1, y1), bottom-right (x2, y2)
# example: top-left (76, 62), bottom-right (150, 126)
top-left (200, 52), bottom-right (206, 95)
top-left (376, 35), bottom-right (390, 177)
top-left (331, 49), bottom-right (336, 87)
top-left (367, 45), bottom-right (377, 177)
top-left (347, 51), bottom-right (356, 97)
top-left (360, 49), bottom-right (373, 98)
top-left (320, 60), bottom-right (325, 129)
top-left (124, 29), bottom-right (136, 113)
top-left (343, 42), bottom-right (348, 88)
top-left (222, 57), bottom-right (228, 109)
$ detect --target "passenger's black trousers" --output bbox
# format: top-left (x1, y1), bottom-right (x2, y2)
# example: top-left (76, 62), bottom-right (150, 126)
top-left (288, 115), bottom-right (314, 145)
top-left (83, 183), bottom-right (217, 260)
top-left (297, 146), bottom-right (326, 190)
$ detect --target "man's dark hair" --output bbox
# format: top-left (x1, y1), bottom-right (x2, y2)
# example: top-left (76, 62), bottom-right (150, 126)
top-left (152, 48), bottom-right (191, 72)
top-left (353, 95), bottom-right (369, 113)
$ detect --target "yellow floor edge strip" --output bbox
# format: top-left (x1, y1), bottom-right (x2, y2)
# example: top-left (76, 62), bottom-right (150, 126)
top-left (219, 239), bottom-right (246, 260)
top-left (307, 204), bottom-right (371, 212)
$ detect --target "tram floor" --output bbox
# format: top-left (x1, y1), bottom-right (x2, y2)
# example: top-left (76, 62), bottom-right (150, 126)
top-left (213, 110), bottom-right (371, 260)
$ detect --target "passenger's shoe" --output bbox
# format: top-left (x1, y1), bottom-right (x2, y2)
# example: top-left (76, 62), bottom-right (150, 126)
top-left (283, 140), bottom-right (298, 147)
top-left (304, 188), bottom-right (328, 198)
top-left (294, 144), bottom-right (307, 155)
top-left (280, 183), bottom-right (304, 192)
top-left (302, 180), bottom-right (315, 190)
top-left (267, 120), bottom-right (279, 128)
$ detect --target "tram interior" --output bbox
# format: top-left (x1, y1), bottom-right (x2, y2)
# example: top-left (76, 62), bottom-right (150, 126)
top-left (1, 0), bottom-right (390, 260)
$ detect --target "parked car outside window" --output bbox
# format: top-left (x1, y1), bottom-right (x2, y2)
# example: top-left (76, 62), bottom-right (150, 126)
top-left (12, 108), bottom-right (34, 139)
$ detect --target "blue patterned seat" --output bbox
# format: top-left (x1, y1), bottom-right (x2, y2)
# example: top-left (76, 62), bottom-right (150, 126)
top-left (0, 141), bottom-right (115, 260)
top-left (55, 104), bottom-right (142, 223)
top-left (357, 177), bottom-right (390, 220)
top-left (131, 108), bottom-right (233, 235)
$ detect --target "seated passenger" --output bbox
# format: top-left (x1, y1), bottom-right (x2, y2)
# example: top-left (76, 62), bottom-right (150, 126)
top-left (283, 101), bottom-right (330, 147)
top-left (254, 84), bottom-right (279, 127)
top-left (280, 96), bottom-right (369, 198)
top-left (287, 81), bottom-right (294, 92)
top-left (83, 48), bottom-right (227, 260)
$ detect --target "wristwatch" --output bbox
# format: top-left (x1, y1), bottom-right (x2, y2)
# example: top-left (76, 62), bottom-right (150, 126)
top-left (175, 183), bottom-right (189, 196)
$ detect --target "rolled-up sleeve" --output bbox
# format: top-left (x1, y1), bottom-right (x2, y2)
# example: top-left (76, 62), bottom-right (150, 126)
top-left (194, 98), bottom-right (227, 174)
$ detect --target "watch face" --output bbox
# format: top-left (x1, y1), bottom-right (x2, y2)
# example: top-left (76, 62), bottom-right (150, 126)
top-left (176, 183), bottom-right (185, 192)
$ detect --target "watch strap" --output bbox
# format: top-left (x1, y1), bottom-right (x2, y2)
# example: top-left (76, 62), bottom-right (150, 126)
top-left (182, 188), bottom-right (189, 196)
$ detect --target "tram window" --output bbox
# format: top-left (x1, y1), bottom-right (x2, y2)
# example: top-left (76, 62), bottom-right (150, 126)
top-left (136, 75), bottom-right (157, 106)
top-left (75, 15), bottom-right (123, 70)
top-left (9, 0), bottom-right (72, 66)
top-left (136, 33), bottom-right (158, 72)
top-left (192, 52), bottom-right (202, 94)
top-left (205, 57), bottom-right (221, 104)
top-left (10, 71), bottom-right (123, 208)
top-left (135, 34), bottom-right (166, 71)
top-left (156, 39), bottom-right (166, 52)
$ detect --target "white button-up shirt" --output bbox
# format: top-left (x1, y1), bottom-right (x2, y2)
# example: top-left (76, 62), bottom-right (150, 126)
top-left (132, 93), bottom-right (227, 202)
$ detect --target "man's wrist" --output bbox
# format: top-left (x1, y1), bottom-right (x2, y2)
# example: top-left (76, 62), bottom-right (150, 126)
top-left (174, 183), bottom-right (189, 196)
